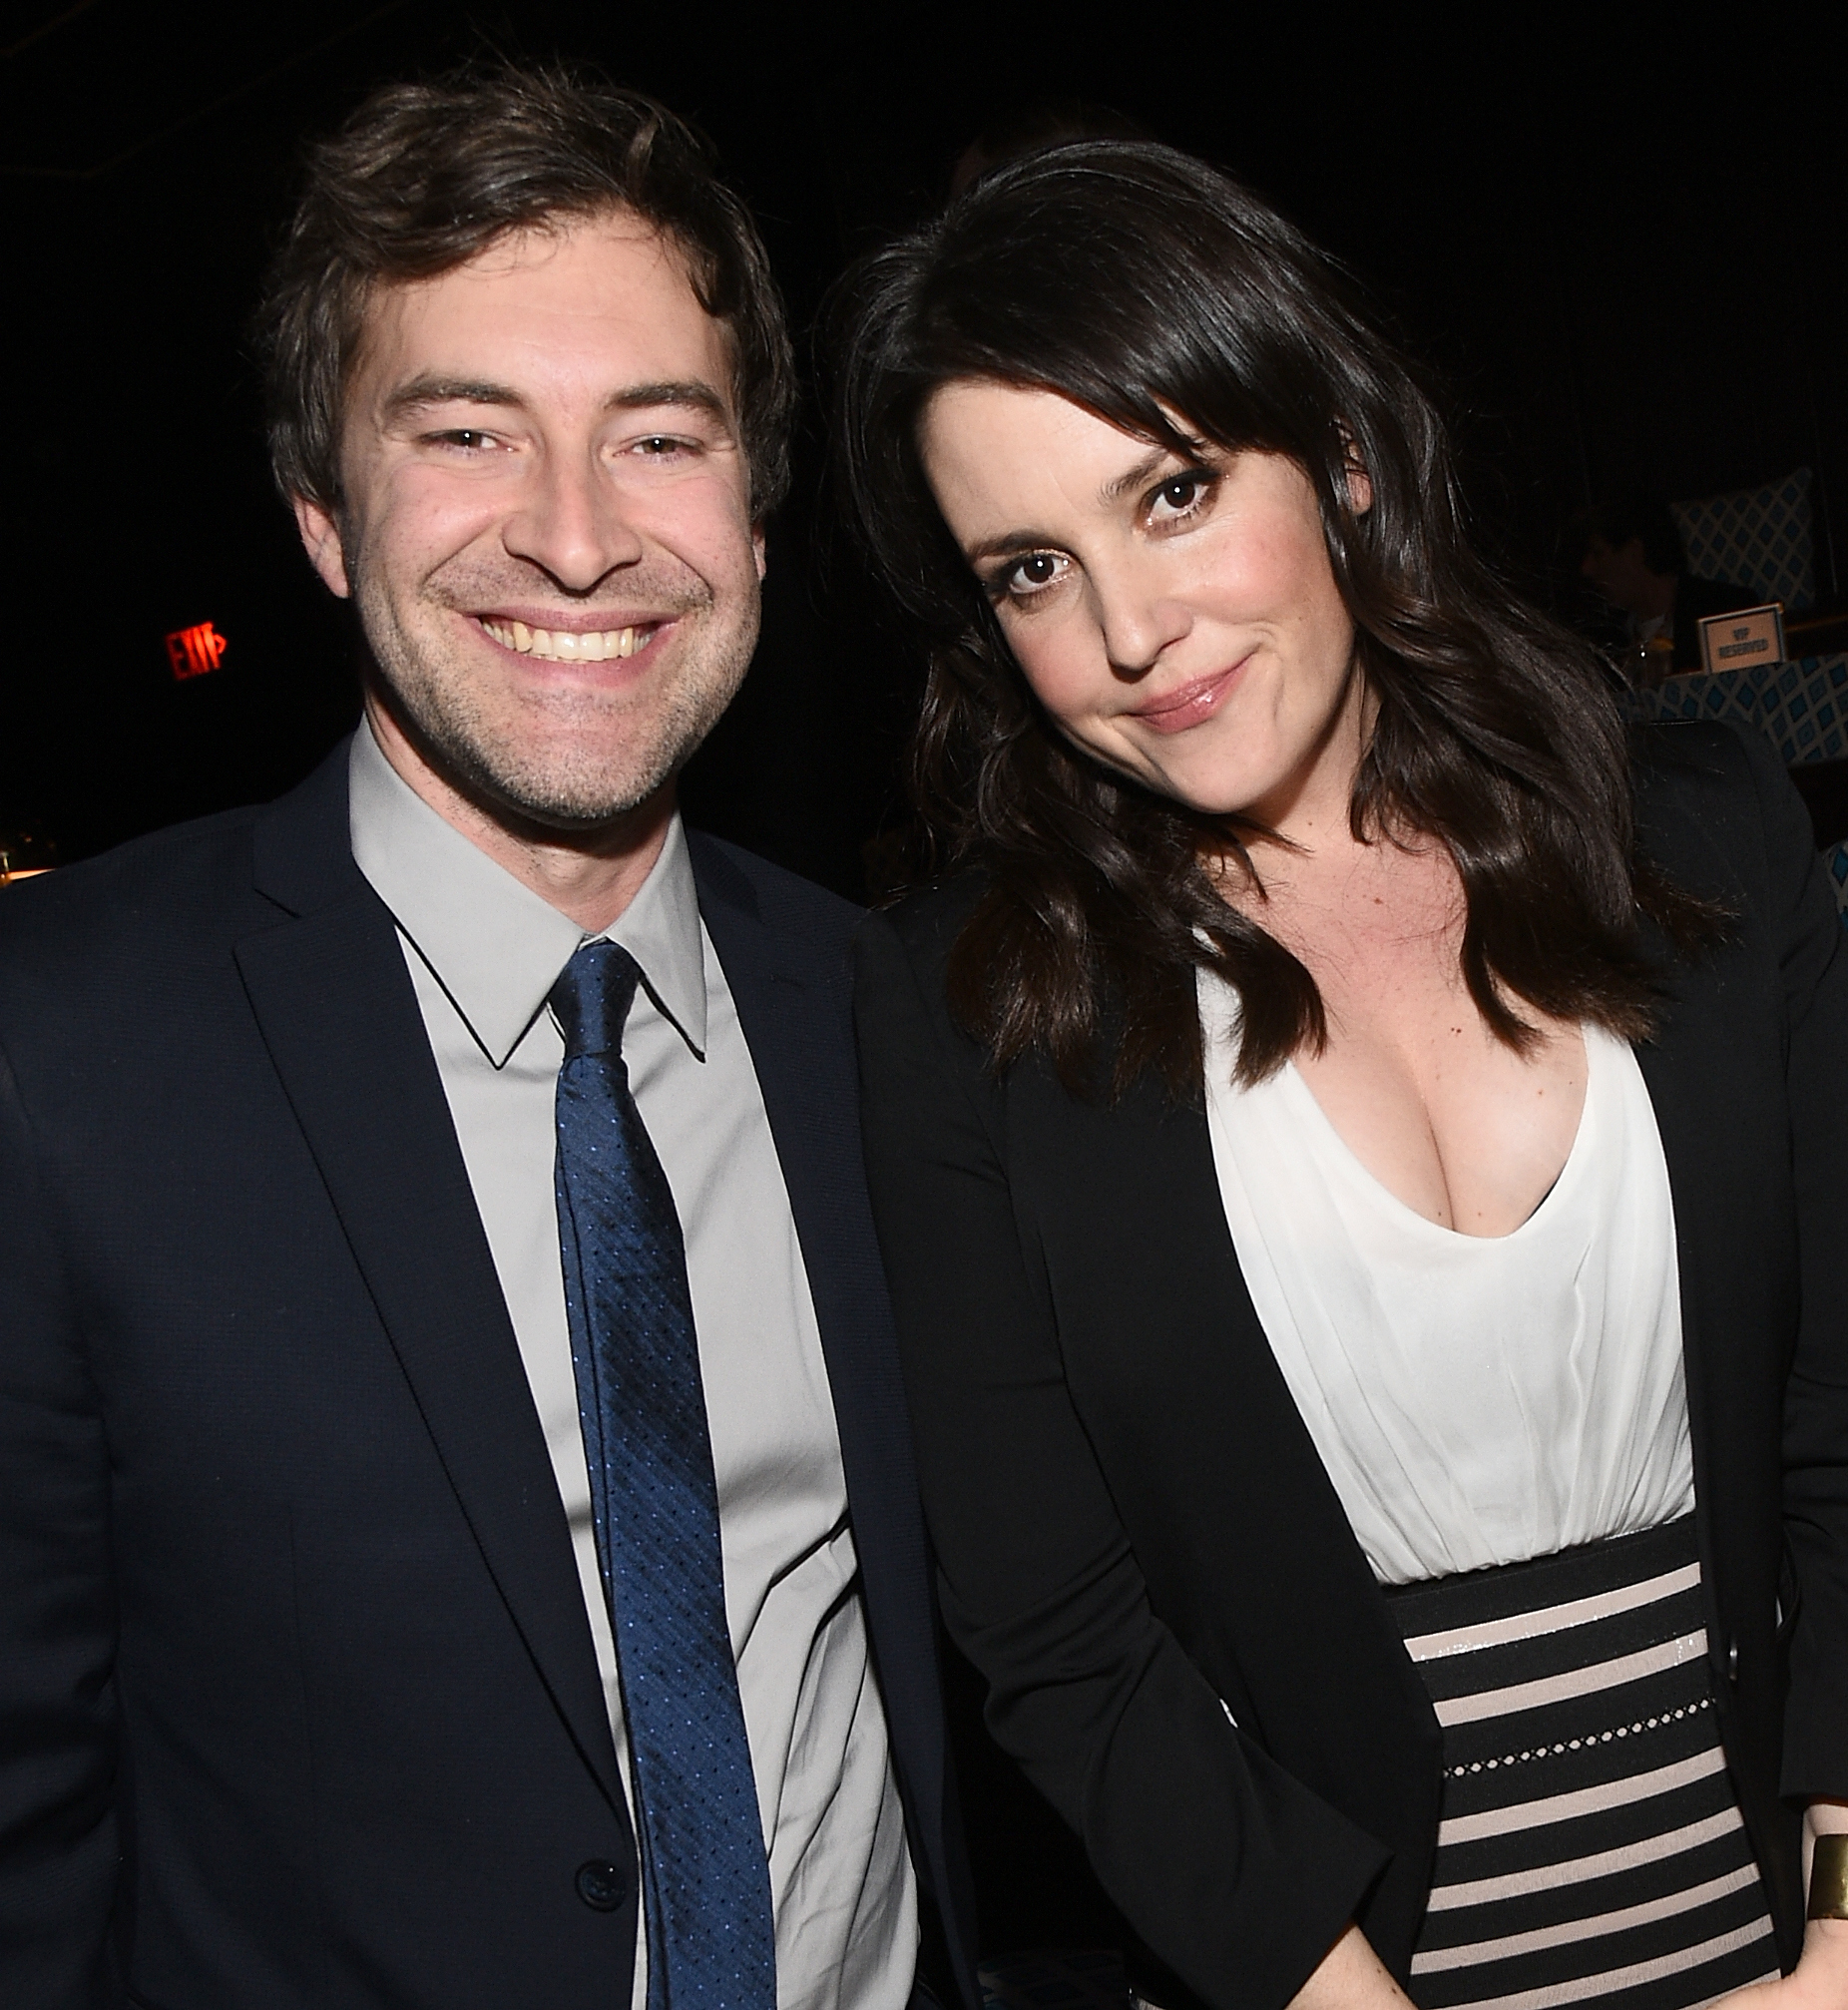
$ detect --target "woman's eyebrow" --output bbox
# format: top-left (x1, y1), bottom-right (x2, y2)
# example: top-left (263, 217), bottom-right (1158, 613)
top-left (964, 529), bottom-right (1055, 567)
top-left (961, 446), bottom-right (1185, 565)
top-left (1098, 446), bottom-right (1172, 506)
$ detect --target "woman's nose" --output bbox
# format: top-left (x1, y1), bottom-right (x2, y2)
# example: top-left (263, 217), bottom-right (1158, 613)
top-left (1092, 563), bottom-right (1193, 678)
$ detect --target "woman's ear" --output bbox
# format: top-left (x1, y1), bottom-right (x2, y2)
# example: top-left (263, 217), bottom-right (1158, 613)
top-left (1337, 425), bottom-right (1373, 513)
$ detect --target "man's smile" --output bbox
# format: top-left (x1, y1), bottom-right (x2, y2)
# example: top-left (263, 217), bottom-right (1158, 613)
top-left (477, 617), bottom-right (665, 662)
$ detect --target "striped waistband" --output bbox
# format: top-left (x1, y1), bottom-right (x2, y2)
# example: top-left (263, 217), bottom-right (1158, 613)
top-left (1387, 1518), bottom-right (1710, 1752)
top-left (1384, 1517), bottom-right (1776, 2010)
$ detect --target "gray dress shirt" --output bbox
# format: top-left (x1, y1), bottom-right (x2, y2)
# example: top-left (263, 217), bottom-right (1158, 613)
top-left (348, 729), bottom-right (915, 2010)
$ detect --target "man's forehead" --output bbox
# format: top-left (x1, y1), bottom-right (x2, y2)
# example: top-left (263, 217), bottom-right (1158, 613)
top-left (445, 208), bottom-right (686, 285)
top-left (355, 209), bottom-right (724, 377)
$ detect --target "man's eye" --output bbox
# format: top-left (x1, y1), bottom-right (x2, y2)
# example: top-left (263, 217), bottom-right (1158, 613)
top-left (428, 428), bottom-right (495, 451)
top-left (633, 435), bottom-right (688, 457)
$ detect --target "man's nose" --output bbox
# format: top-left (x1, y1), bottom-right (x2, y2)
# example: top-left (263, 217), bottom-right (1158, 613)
top-left (501, 451), bottom-right (645, 590)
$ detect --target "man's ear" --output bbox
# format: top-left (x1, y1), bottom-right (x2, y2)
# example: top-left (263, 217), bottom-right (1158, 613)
top-left (752, 521), bottom-right (767, 583)
top-left (293, 495), bottom-right (353, 600)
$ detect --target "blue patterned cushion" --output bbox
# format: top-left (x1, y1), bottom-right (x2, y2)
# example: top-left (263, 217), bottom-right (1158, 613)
top-left (1669, 469), bottom-right (1814, 611)
top-left (1621, 655), bottom-right (1848, 766)
top-left (1826, 839), bottom-right (1848, 922)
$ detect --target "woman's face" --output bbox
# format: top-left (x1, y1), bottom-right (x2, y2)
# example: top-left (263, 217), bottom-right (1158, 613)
top-left (918, 381), bottom-right (1368, 836)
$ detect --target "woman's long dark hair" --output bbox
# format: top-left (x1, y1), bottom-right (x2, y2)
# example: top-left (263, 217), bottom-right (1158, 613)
top-left (832, 143), bottom-right (1716, 1097)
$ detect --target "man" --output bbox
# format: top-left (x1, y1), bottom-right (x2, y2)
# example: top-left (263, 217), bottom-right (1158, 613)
top-left (1576, 492), bottom-right (1758, 672)
top-left (0, 68), bottom-right (975, 2010)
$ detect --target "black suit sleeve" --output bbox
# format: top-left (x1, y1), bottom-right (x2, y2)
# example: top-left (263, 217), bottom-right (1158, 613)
top-left (1758, 734), bottom-right (1848, 1799)
top-left (0, 1038), bottom-right (118, 2004)
top-left (854, 909), bottom-right (1387, 2010)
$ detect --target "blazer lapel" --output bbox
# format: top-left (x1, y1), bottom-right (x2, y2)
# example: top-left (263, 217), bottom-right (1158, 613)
top-left (235, 752), bottom-right (624, 1813)
top-left (1631, 917), bottom-right (1790, 1651)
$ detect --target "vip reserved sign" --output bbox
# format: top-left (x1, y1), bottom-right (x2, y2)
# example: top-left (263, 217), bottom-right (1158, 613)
top-left (1697, 604), bottom-right (1786, 675)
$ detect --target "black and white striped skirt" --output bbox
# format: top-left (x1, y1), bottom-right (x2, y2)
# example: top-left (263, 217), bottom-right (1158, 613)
top-left (1386, 1516), bottom-right (1779, 2010)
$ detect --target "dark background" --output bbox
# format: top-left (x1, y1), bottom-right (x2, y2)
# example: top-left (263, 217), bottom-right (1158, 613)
top-left (4, 0), bottom-right (1842, 1958)
top-left (4, 2), bottom-right (1842, 892)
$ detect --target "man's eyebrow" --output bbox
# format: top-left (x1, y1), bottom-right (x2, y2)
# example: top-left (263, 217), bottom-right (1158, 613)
top-left (380, 376), bottom-right (527, 423)
top-left (606, 380), bottom-right (734, 427)
top-left (378, 377), bottom-right (737, 430)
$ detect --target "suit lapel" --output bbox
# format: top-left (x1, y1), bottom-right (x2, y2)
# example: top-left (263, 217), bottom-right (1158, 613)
top-left (236, 752), bottom-right (623, 1813)
top-left (686, 839), bottom-right (926, 1586)
top-left (690, 837), bottom-right (978, 1995)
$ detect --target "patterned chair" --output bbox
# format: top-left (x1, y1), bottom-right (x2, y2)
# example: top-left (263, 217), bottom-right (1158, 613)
top-left (1619, 653), bottom-right (1848, 920)
top-left (1669, 468), bottom-right (1815, 611)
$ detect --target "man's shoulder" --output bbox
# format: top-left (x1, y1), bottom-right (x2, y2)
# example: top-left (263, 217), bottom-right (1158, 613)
top-left (0, 803), bottom-right (268, 969)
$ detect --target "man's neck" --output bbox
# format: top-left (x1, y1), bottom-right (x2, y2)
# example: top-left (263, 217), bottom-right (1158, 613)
top-left (363, 702), bottom-right (671, 936)
top-left (1635, 570), bottom-right (1677, 625)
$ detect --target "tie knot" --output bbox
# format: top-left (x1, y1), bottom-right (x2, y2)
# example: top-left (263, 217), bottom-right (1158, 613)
top-left (551, 939), bottom-right (644, 1060)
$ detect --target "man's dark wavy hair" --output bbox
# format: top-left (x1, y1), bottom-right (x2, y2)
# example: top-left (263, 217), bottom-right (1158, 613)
top-left (255, 63), bottom-right (795, 521)
top-left (832, 141), bottom-right (1717, 1098)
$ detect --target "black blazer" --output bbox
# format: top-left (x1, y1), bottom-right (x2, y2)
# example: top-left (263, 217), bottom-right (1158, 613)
top-left (0, 744), bottom-right (977, 2010)
top-left (854, 723), bottom-right (1848, 2010)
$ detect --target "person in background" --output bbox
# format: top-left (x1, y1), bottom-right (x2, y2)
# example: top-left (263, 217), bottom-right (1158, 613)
top-left (948, 99), bottom-right (1152, 200)
top-left (1576, 492), bottom-right (1760, 673)
top-left (835, 141), bottom-right (1848, 2010)
top-left (0, 65), bottom-right (976, 2010)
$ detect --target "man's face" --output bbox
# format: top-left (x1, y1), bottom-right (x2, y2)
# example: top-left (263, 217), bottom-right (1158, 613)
top-left (295, 212), bottom-right (763, 829)
top-left (1580, 534), bottom-right (1662, 619)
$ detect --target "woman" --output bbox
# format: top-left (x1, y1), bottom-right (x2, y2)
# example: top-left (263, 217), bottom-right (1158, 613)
top-left (834, 144), bottom-right (1848, 2010)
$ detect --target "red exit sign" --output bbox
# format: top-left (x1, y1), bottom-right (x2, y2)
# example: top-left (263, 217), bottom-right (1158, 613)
top-left (166, 622), bottom-right (228, 681)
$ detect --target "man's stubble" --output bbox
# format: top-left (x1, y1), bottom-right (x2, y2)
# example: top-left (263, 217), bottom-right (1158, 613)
top-left (351, 552), bottom-right (759, 831)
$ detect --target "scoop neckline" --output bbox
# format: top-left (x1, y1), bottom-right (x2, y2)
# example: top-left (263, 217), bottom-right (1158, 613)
top-left (1275, 1026), bottom-right (1600, 1247)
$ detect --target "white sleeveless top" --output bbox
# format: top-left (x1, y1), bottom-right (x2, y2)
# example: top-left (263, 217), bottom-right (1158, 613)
top-left (1197, 977), bottom-right (1694, 1586)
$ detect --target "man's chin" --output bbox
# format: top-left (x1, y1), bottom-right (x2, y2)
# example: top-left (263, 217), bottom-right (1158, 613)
top-left (449, 752), bottom-right (677, 836)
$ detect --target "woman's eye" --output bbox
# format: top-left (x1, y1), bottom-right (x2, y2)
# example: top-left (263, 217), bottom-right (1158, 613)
top-left (1150, 473), bottom-right (1210, 521)
top-left (1001, 552), bottom-right (1069, 598)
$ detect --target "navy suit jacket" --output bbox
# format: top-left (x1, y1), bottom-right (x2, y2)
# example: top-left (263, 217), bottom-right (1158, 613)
top-left (0, 743), bottom-right (977, 2009)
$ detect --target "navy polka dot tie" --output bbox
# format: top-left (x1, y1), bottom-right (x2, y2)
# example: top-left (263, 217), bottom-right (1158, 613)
top-left (551, 940), bottom-right (776, 2010)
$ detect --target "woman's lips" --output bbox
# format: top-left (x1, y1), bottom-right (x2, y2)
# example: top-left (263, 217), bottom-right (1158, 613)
top-left (1129, 659), bottom-right (1244, 736)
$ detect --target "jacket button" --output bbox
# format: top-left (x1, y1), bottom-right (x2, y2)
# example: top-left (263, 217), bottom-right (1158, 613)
top-left (576, 1859), bottom-right (630, 1912)
top-left (1727, 1641), bottom-right (1740, 1684)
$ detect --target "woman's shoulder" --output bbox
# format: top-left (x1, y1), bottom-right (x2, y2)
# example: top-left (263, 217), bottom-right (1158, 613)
top-left (856, 869), bottom-right (991, 987)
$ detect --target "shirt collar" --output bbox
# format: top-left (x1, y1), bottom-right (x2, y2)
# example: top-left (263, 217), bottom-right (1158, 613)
top-left (347, 725), bottom-right (707, 1068)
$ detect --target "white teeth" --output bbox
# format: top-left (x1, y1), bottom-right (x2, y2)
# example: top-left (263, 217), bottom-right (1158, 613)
top-left (481, 620), bottom-right (648, 661)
